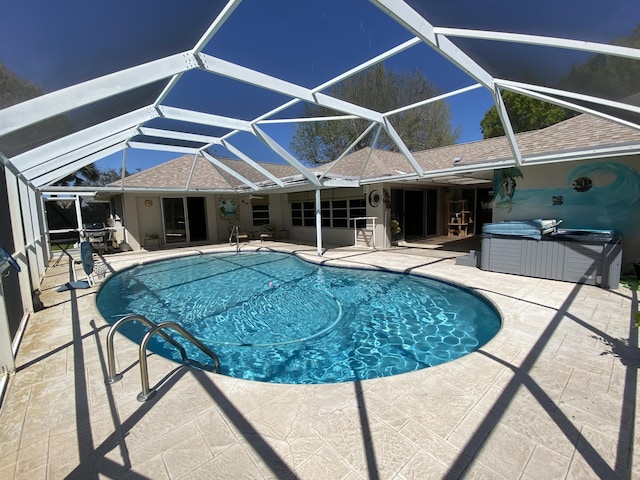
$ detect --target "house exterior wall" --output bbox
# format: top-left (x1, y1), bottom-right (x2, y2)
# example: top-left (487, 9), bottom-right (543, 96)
top-left (122, 194), bottom-right (142, 250)
top-left (115, 183), bottom-right (493, 252)
top-left (365, 187), bottom-right (389, 249)
top-left (116, 187), bottom-right (381, 251)
top-left (492, 155), bottom-right (640, 267)
top-left (205, 196), bottom-right (218, 243)
top-left (136, 196), bottom-right (163, 247)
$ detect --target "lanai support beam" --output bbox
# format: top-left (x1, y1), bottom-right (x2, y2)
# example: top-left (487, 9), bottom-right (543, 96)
top-left (315, 188), bottom-right (323, 257)
top-left (0, 53), bottom-right (198, 137)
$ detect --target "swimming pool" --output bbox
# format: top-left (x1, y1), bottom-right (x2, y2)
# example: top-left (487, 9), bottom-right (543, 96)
top-left (97, 251), bottom-right (501, 384)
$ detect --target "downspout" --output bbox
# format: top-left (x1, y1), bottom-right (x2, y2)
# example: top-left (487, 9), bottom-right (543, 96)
top-left (315, 188), bottom-right (323, 256)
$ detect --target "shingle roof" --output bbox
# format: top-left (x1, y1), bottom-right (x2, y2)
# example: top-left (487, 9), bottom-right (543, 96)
top-left (112, 154), bottom-right (301, 190)
top-left (322, 112), bottom-right (640, 180)
top-left (115, 155), bottom-right (231, 190)
top-left (114, 112), bottom-right (640, 190)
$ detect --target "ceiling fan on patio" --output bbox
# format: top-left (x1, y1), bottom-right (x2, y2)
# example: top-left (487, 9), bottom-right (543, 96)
top-left (241, 193), bottom-right (264, 204)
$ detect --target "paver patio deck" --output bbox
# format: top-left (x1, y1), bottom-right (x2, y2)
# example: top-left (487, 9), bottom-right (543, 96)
top-left (0, 241), bottom-right (637, 479)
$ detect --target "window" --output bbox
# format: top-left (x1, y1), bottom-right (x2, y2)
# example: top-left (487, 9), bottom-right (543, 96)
top-left (291, 201), bottom-right (316, 226)
top-left (332, 200), bottom-right (348, 227)
top-left (303, 202), bottom-right (316, 226)
top-left (291, 198), bottom-right (366, 228)
top-left (252, 204), bottom-right (270, 226)
top-left (321, 201), bottom-right (331, 227)
top-left (291, 202), bottom-right (302, 226)
top-left (349, 198), bottom-right (366, 228)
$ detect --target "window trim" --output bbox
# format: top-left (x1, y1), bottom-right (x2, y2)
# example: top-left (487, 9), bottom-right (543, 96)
top-left (291, 198), bottom-right (365, 228)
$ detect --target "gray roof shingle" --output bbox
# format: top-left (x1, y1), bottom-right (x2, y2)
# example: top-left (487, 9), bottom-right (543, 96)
top-left (114, 112), bottom-right (640, 190)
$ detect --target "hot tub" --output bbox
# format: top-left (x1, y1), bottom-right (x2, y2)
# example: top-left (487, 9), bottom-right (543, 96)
top-left (550, 229), bottom-right (616, 242)
top-left (480, 227), bottom-right (622, 289)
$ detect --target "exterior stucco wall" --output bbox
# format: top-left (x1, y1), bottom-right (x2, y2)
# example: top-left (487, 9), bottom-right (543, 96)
top-left (136, 196), bottom-right (163, 247)
top-left (118, 191), bottom-right (366, 250)
top-left (492, 155), bottom-right (640, 267)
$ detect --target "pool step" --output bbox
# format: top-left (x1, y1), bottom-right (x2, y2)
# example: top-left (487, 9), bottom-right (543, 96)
top-left (455, 249), bottom-right (479, 267)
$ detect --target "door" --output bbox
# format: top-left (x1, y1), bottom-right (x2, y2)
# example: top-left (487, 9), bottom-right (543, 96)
top-left (390, 189), bottom-right (404, 242)
top-left (404, 190), bottom-right (425, 239)
top-left (426, 189), bottom-right (438, 236)
top-left (475, 188), bottom-right (493, 234)
top-left (162, 198), bottom-right (186, 245)
top-left (162, 197), bottom-right (208, 245)
top-left (187, 197), bottom-right (207, 242)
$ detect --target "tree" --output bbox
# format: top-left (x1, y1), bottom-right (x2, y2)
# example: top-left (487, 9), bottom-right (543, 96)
top-left (0, 64), bottom-right (42, 109)
top-left (480, 90), bottom-right (571, 139)
top-left (1, 63), bottom-right (75, 157)
top-left (290, 64), bottom-right (460, 164)
top-left (480, 22), bottom-right (640, 139)
top-left (96, 167), bottom-right (128, 186)
top-left (55, 166), bottom-right (133, 187)
top-left (558, 22), bottom-right (640, 100)
top-left (56, 164), bottom-right (101, 187)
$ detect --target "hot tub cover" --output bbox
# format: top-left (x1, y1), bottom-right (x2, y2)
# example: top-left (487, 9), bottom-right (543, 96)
top-left (482, 219), bottom-right (562, 240)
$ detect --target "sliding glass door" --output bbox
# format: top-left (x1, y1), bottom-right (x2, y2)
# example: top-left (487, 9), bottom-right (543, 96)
top-left (162, 198), bottom-right (186, 245)
top-left (162, 197), bottom-right (207, 245)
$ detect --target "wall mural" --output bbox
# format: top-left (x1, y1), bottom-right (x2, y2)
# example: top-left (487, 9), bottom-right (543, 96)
top-left (218, 198), bottom-right (239, 219)
top-left (494, 167), bottom-right (523, 213)
top-left (494, 161), bottom-right (640, 237)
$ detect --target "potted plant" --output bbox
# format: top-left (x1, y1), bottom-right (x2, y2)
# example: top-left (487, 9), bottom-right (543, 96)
top-left (634, 258), bottom-right (640, 280)
top-left (144, 232), bottom-right (161, 249)
top-left (390, 217), bottom-right (401, 245)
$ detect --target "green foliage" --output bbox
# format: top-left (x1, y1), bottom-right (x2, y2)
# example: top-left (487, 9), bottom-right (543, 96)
top-left (0, 64), bottom-right (42, 109)
top-left (290, 64), bottom-right (460, 164)
top-left (558, 23), bottom-right (640, 100)
top-left (481, 22), bottom-right (640, 140)
top-left (1, 64), bottom-right (77, 158)
top-left (54, 166), bottom-right (132, 187)
top-left (56, 164), bottom-right (100, 187)
top-left (480, 91), bottom-right (571, 139)
top-left (96, 167), bottom-right (128, 186)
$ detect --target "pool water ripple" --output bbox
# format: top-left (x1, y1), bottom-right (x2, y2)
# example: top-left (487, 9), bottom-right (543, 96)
top-left (97, 251), bottom-right (501, 384)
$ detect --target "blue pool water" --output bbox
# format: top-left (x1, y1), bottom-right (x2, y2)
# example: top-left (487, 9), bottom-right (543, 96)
top-left (97, 251), bottom-right (501, 384)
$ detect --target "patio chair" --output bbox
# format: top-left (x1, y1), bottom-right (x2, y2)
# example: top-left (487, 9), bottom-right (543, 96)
top-left (74, 241), bottom-right (109, 285)
top-left (58, 241), bottom-right (108, 291)
top-left (259, 224), bottom-right (275, 242)
top-left (229, 222), bottom-right (249, 243)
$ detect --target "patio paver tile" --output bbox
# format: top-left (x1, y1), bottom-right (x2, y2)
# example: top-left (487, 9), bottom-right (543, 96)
top-left (0, 243), bottom-right (636, 479)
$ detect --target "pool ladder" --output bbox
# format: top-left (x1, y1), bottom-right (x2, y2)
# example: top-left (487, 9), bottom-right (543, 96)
top-left (105, 314), bottom-right (220, 402)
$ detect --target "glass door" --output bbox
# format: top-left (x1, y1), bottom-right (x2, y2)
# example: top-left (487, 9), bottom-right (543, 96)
top-left (187, 197), bottom-right (207, 242)
top-left (162, 198), bottom-right (186, 245)
top-left (404, 190), bottom-right (425, 239)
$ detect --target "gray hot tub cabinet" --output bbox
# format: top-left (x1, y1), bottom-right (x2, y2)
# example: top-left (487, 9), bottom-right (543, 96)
top-left (480, 230), bottom-right (622, 289)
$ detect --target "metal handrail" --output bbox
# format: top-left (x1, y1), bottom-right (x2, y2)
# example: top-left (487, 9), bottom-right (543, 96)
top-left (138, 321), bottom-right (220, 401)
top-left (228, 225), bottom-right (240, 253)
top-left (106, 314), bottom-right (188, 384)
